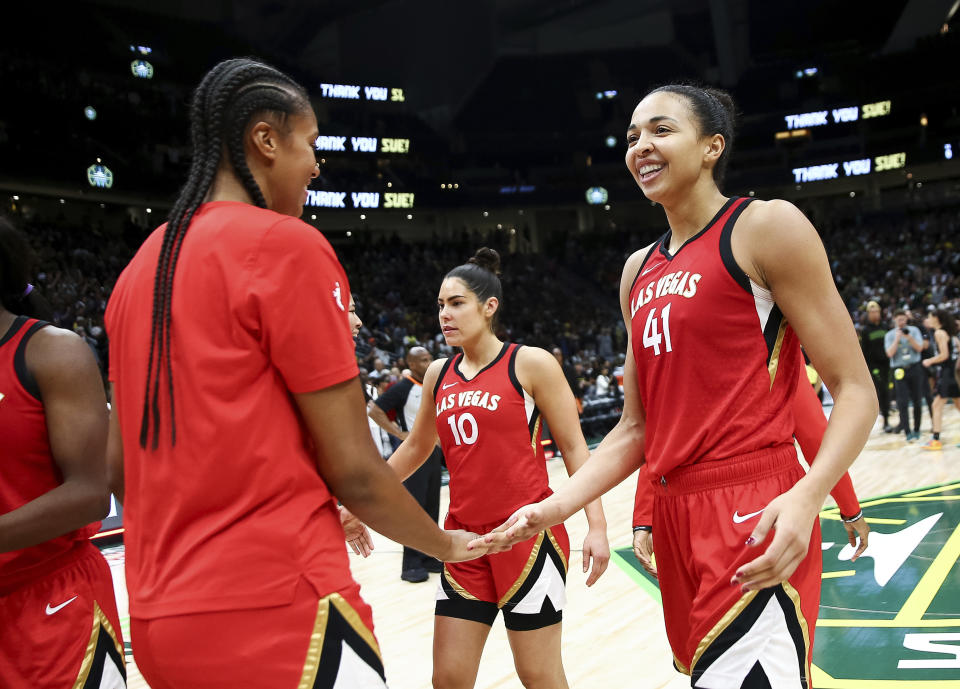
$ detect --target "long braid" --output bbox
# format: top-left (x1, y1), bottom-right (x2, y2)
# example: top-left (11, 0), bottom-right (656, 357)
top-left (138, 57), bottom-right (309, 448)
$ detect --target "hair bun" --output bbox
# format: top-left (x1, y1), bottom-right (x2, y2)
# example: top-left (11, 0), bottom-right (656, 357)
top-left (704, 87), bottom-right (736, 124)
top-left (467, 247), bottom-right (501, 276)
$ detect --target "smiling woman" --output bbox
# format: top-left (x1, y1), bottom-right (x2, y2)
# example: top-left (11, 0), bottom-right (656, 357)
top-left (477, 83), bottom-right (878, 689)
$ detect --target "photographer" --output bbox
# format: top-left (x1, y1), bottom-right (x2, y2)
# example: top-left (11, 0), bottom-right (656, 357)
top-left (885, 309), bottom-right (925, 440)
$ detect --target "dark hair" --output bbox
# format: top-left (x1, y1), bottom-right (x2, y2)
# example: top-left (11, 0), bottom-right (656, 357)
top-left (140, 58), bottom-right (310, 449)
top-left (893, 309), bottom-right (906, 317)
top-left (933, 309), bottom-right (958, 337)
top-left (0, 218), bottom-right (54, 321)
top-left (444, 247), bottom-right (503, 331)
top-left (647, 83), bottom-right (736, 186)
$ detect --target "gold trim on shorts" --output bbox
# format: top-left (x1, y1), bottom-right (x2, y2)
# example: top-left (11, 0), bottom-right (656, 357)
top-left (443, 566), bottom-right (480, 601)
top-left (673, 654), bottom-right (690, 676)
top-left (498, 531), bottom-right (545, 608)
top-left (71, 602), bottom-right (124, 689)
top-left (689, 589), bottom-right (758, 673)
top-left (545, 527), bottom-right (568, 574)
top-left (298, 593), bottom-right (381, 689)
top-left (781, 581), bottom-right (812, 678)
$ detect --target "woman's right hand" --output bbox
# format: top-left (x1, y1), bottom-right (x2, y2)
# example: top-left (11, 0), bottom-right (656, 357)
top-left (632, 529), bottom-right (657, 579)
top-left (443, 530), bottom-right (490, 562)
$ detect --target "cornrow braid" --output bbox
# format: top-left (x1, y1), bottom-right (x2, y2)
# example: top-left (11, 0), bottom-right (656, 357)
top-left (139, 58), bottom-right (310, 449)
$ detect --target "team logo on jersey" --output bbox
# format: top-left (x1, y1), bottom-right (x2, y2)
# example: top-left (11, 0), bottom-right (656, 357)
top-left (614, 482), bottom-right (960, 686)
top-left (332, 281), bottom-right (345, 311)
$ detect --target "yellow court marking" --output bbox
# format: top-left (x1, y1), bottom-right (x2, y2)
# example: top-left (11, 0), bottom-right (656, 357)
top-left (821, 570), bottom-right (856, 579)
top-left (859, 496), bottom-right (960, 508)
top-left (813, 663), bottom-right (960, 688)
top-left (905, 482), bottom-right (960, 498)
top-left (816, 618), bottom-right (960, 628)
top-left (894, 521), bottom-right (960, 623)
top-left (820, 514), bottom-right (906, 524)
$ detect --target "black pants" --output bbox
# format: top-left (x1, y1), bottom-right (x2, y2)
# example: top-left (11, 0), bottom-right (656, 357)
top-left (868, 362), bottom-right (891, 422)
top-left (401, 446), bottom-right (443, 572)
top-left (893, 363), bottom-right (925, 434)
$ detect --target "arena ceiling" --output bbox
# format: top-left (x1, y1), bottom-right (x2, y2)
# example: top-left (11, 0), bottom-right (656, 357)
top-left (73, 0), bottom-right (960, 121)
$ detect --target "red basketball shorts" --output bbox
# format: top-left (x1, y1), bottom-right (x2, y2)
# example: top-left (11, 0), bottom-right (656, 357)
top-left (651, 445), bottom-right (821, 688)
top-left (437, 513), bottom-right (569, 631)
top-left (131, 576), bottom-right (386, 689)
top-left (0, 542), bottom-right (126, 688)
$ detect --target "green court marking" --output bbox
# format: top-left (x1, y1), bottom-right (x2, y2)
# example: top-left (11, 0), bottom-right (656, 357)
top-left (614, 482), bottom-right (960, 686)
top-left (611, 548), bottom-right (661, 604)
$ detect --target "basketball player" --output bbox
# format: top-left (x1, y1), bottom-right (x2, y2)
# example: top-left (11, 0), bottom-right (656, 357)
top-left (345, 248), bottom-right (609, 689)
top-left (477, 84), bottom-right (876, 688)
top-left (0, 218), bottom-right (126, 688)
top-left (920, 309), bottom-right (960, 450)
top-left (104, 58), bottom-right (485, 689)
top-left (634, 364), bottom-right (870, 577)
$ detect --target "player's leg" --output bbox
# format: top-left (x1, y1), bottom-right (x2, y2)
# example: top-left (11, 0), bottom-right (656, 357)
top-left (432, 615), bottom-right (493, 689)
top-left (505, 622), bottom-right (568, 689)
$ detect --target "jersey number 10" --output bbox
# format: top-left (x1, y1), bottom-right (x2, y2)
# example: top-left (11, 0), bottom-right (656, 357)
top-left (642, 304), bottom-right (673, 356)
top-left (447, 412), bottom-right (479, 445)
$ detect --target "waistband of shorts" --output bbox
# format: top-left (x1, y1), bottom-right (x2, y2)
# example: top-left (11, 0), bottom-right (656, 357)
top-left (0, 540), bottom-right (99, 595)
top-left (651, 444), bottom-right (799, 495)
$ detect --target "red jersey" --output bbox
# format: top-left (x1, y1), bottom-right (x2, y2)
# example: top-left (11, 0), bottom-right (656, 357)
top-left (433, 343), bottom-right (550, 525)
top-left (0, 317), bottom-right (97, 588)
top-left (105, 201), bottom-right (359, 619)
top-left (629, 197), bottom-right (802, 476)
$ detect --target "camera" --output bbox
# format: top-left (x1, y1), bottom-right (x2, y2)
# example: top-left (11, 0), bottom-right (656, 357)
top-left (901, 327), bottom-right (910, 335)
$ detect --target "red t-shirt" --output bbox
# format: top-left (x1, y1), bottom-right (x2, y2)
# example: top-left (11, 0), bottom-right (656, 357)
top-left (629, 197), bottom-right (802, 476)
top-left (433, 343), bottom-right (551, 526)
top-left (105, 201), bottom-right (359, 618)
top-left (0, 317), bottom-right (97, 590)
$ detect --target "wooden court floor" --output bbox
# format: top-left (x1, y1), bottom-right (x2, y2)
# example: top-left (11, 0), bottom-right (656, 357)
top-left (108, 404), bottom-right (960, 688)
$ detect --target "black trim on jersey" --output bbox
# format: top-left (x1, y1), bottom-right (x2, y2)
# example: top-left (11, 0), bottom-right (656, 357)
top-left (691, 585), bottom-right (807, 689)
top-left (507, 344), bottom-right (524, 398)
top-left (629, 234), bottom-right (669, 294)
top-left (719, 197), bottom-right (755, 295)
top-left (763, 305), bottom-right (787, 364)
top-left (435, 574), bottom-right (499, 626)
top-left (452, 341), bottom-right (509, 382)
top-left (14, 320), bottom-right (49, 402)
top-left (0, 314), bottom-right (28, 347)
top-left (502, 533), bottom-right (568, 610)
top-left (659, 196), bottom-right (739, 261)
top-left (527, 408), bottom-right (541, 442)
top-left (80, 622), bottom-right (127, 688)
top-left (432, 356), bottom-right (456, 399)
top-left (310, 602), bottom-right (386, 688)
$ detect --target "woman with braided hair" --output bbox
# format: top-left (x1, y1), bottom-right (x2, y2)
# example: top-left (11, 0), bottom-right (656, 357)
top-left (105, 58), bottom-right (484, 689)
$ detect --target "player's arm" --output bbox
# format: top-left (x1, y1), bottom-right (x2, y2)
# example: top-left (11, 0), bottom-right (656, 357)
top-left (106, 383), bottom-right (124, 504)
top-left (384, 360), bottom-right (443, 481)
top-left (0, 328), bottom-right (110, 552)
top-left (732, 200), bottom-right (876, 591)
top-left (367, 391), bottom-right (407, 440)
top-left (923, 330), bottom-right (949, 367)
top-left (518, 346), bottom-right (609, 586)
top-left (477, 248), bottom-right (651, 550)
top-left (295, 376), bottom-right (480, 563)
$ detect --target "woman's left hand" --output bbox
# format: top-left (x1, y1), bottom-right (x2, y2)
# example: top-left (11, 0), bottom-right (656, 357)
top-left (731, 483), bottom-right (821, 592)
top-left (581, 528), bottom-right (610, 587)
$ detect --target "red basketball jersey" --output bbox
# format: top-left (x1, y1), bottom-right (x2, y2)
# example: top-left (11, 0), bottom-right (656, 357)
top-left (628, 197), bottom-right (802, 476)
top-left (0, 317), bottom-right (97, 588)
top-left (433, 343), bottom-right (551, 525)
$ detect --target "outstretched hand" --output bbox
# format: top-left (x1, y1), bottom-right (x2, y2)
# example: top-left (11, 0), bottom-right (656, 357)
top-left (468, 501), bottom-right (563, 553)
top-left (339, 506), bottom-right (374, 558)
top-left (730, 484), bottom-right (821, 592)
top-left (445, 529), bottom-right (491, 562)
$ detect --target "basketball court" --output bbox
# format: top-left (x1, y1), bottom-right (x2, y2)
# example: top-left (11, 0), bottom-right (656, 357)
top-left (106, 406), bottom-right (960, 688)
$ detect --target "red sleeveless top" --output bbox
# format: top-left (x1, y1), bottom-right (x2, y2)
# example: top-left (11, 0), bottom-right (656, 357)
top-left (628, 197), bottom-right (802, 476)
top-left (433, 343), bottom-right (551, 525)
top-left (0, 317), bottom-right (97, 587)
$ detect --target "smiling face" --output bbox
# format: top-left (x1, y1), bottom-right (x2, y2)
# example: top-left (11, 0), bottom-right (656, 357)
top-left (437, 277), bottom-right (497, 346)
top-left (265, 109), bottom-right (320, 217)
top-left (624, 91), bottom-right (724, 205)
top-left (348, 294), bottom-right (362, 337)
